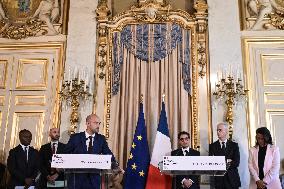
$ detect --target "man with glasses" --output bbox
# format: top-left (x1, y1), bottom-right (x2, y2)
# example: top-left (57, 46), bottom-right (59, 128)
top-left (65, 114), bottom-right (118, 189)
top-left (209, 122), bottom-right (241, 189)
top-left (171, 131), bottom-right (200, 189)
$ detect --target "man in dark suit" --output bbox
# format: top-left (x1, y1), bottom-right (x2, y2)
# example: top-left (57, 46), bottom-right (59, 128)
top-left (0, 163), bottom-right (6, 189)
top-left (7, 129), bottom-right (40, 189)
top-left (209, 122), bottom-right (241, 189)
top-left (39, 128), bottom-right (66, 188)
top-left (65, 114), bottom-right (119, 189)
top-left (171, 131), bottom-right (200, 189)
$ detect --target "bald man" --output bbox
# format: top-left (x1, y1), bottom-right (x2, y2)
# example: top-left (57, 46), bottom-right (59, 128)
top-left (39, 128), bottom-right (66, 188)
top-left (65, 114), bottom-right (117, 189)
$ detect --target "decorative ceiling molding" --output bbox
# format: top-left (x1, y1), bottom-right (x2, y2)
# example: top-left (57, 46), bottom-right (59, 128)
top-left (240, 0), bottom-right (284, 30)
top-left (0, 0), bottom-right (69, 40)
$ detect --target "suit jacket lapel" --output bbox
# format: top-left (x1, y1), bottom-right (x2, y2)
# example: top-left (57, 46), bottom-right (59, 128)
top-left (16, 145), bottom-right (27, 165)
top-left (179, 149), bottom-right (184, 156)
top-left (80, 132), bottom-right (88, 153)
top-left (47, 143), bottom-right (52, 156)
top-left (263, 144), bottom-right (271, 175)
top-left (215, 141), bottom-right (223, 155)
top-left (93, 134), bottom-right (99, 154)
top-left (253, 146), bottom-right (259, 172)
top-left (57, 142), bottom-right (64, 153)
top-left (225, 141), bottom-right (231, 156)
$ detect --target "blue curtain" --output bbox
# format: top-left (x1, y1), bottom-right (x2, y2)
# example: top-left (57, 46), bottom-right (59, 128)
top-left (112, 23), bottom-right (191, 95)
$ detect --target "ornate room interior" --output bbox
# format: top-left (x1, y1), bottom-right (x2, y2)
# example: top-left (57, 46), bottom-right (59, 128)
top-left (0, 0), bottom-right (284, 188)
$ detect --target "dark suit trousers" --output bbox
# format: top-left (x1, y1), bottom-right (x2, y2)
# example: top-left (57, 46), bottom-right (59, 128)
top-left (213, 176), bottom-right (238, 189)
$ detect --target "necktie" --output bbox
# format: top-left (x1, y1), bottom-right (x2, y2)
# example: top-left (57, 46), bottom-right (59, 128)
top-left (221, 142), bottom-right (226, 151)
top-left (88, 136), bottom-right (93, 154)
top-left (51, 143), bottom-right (57, 174)
top-left (52, 143), bottom-right (56, 154)
top-left (184, 150), bottom-right (189, 156)
top-left (24, 146), bottom-right (28, 162)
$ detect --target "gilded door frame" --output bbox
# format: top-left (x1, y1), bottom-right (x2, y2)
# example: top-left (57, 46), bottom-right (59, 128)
top-left (94, 0), bottom-right (208, 149)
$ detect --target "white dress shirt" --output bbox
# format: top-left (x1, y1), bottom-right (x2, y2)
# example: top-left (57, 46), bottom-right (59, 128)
top-left (85, 131), bottom-right (96, 149)
top-left (20, 144), bottom-right (30, 161)
top-left (218, 139), bottom-right (228, 148)
top-left (181, 147), bottom-right (194, 185)
top-left (51, 141), bottom-right (59, 154)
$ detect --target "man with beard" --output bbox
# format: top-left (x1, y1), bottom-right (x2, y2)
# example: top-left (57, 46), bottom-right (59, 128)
top-left (171, 131), bottom-right (200, 189)
top-left (39, 128), bottom-right (66, 188)
top-left (65, 114), bottom-right (119, 189)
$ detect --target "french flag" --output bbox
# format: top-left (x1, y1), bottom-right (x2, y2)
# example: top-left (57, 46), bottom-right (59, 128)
top-left (145, 101), bottom-right (172, 189)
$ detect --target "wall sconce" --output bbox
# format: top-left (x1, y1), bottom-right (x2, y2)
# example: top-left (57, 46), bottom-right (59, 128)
top-left (213, 65), bottom-right (248, 139)
top-left (59, 66), bottom-right (93, 134)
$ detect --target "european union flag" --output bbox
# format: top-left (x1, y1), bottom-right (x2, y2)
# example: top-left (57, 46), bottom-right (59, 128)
top-left (123, 103), bottom-right (150, 189)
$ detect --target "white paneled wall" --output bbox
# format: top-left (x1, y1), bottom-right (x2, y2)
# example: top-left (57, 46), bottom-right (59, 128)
top-left (60, 0), bottom-right (98, 143)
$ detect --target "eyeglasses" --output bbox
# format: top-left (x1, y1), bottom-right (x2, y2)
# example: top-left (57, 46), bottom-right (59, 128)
top-left (179, 137), bottom-right (189, 141)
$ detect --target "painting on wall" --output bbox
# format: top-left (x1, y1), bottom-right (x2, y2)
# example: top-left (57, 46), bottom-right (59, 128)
top-left (239, 0), bottom-right (284, 30)
top-left (0, 0), bottom-right (68, 39)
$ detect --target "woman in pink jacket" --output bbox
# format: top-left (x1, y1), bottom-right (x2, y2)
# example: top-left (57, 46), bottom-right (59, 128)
top-left (248, 127), bottom-right (281, 189)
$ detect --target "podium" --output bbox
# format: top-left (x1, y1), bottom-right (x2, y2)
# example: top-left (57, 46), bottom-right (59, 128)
top-left (51, 154), bottom-right (113, 189)
top-left (160, 156), bottom-right (227, 176)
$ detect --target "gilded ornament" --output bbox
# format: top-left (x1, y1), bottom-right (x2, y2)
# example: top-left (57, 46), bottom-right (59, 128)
top-left (270, 11), bottom-right (284, 29)
top-left (99, 72), bottom-right (106, 80)
top-left (1, 18), bottom-right (46, 40)
top-left (95, 0), bottom-right (209, 149)
top-left (246, 0), bottom-right (284, 30)
top-left (0, 0), bottom-right (67, 39)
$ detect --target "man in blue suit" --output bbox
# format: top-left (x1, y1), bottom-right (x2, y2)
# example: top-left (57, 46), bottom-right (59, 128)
top-left (65, 114), bottom-right (117, 189)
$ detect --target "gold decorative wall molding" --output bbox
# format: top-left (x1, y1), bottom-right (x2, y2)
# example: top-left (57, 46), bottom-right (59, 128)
top-left (15, 95), bottom-right (45, 106)
top-left (240, 0), bottom-right (284, 30)
top-left (16, 58), bottom-right (49, 90)
top-left (0, 0), bottom-right (69, 39)
top-left (95, 0), bottom-right (208, 148)
top-left (0, 96), bottom-right (4, 106)
top-left (194, 0), bottom-right (208, 77)
top-left (264, 92), bottom-right (284, 104)
top-left (10, 112), bottom-right (45, 149)
top-left (242, 37), bottom-right (284, 148)
top-left (0, 59), bottom-right (7, 89)
top-left (0, 42), bottom-right (65, 162)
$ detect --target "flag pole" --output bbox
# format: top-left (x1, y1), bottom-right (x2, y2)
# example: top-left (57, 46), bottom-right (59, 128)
top-left (140, 94), bottom-right (143, 103)
top-left (162, 92), bottom-right (165, 102)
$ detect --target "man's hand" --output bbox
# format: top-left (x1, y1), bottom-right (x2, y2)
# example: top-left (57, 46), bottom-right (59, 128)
top-left (182, 179), bottom-right (193, 188)
top-left (47, 173), bottom-right (59, 185)
top-left (50, 173), bottom-right (59, 181)
top-left (112, 166), bottom-right (125, 175)
top-left (226, 159), bottom-right (232, 169)
top-left (24, 178), bottom-right (33, 188)
top-left (256, 180), bottom-right (266, 189)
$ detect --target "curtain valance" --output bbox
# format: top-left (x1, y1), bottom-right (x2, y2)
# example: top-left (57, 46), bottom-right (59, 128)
top-left (112, 23), bottom-right (191, 95)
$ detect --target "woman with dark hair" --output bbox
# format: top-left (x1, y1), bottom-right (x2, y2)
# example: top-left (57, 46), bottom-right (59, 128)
top-left (248, 127), bottom-right (281, 189)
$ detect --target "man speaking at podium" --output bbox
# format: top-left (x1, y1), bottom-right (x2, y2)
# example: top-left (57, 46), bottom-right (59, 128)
top-left (65, 114), bottom-right (118, 189)
top-left (171, 131), bottom-right (200, 189)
